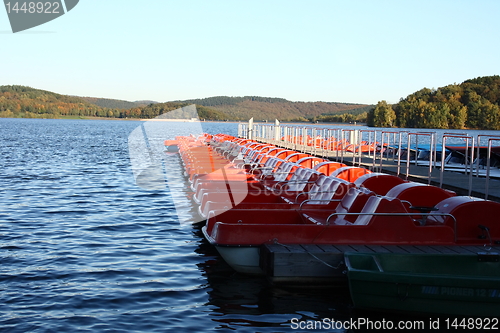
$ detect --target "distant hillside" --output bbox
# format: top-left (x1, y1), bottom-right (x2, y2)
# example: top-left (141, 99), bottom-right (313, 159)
top-left (0, 86), bottom-right (370, 122)
top-left (175, 96), bottom-right (369, 121)
top-left (134, 100), bottom-right (158, 105)
top-left (0, 85), bottom-right (119, 119)
top-left (0, 86), bottom-right (230, 120)
top-left (80, 97), bottom-right (157, 109)
top-left (137, 102), bottom-right (235, 121)
top-left (313, 104), bottom-right (373, 123)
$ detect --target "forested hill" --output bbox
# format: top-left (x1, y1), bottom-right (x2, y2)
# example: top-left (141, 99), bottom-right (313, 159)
top-left (175, 96), bottom-right (368, 121)
top-left (0, 86), bottom-right (232, 120)
top-left (0, 87), bottom-right (370, 122)
top-left (79, 97), bottom-right (156, 110)
top-left (368, 75), bottom-right (500, 130)
top-left (0, 85), bottom-right (118, 119)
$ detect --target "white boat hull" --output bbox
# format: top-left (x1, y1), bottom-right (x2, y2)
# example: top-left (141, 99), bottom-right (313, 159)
top-left (202, 226), bottom-right (263, 275)
top-left (215, 245), bottom-right (263, 275)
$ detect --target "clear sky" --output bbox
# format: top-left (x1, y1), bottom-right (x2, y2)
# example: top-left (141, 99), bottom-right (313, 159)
top-left (1, 0), bottom-right (500, 105)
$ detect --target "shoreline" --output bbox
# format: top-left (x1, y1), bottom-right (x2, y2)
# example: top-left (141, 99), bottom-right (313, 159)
top-left (0, 115), bottom-right (348, 124)
top-left (0, 116), bottom-right (481, 131)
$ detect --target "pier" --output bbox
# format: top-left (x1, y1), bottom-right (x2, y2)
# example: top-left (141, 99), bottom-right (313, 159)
top-left (238, 121), bottom-right (500, 202)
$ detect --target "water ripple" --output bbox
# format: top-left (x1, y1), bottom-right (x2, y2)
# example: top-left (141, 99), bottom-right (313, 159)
top-left (0, 118), bottom-right (368, 332)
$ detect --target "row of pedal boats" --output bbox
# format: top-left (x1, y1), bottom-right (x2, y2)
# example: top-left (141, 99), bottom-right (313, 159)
top-left (165, 134), bottom-right (500, 316)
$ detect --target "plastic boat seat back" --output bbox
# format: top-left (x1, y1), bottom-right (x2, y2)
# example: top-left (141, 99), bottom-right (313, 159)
top-left (334, 187), bottom-right (377, 223)
top-left (354, 173), bottom-right (406, 195)
top-left (244, 149), bottom-right (262, 163)
top-left (275, 150), bottom-right (296, 159)
top-left (259, 163), bottom-right (296, 190)
top-left (242, 146), bottom-right (257, 157)
top-left (258, 146), bottom-right (274, 154)
top-left (240, 146), bottom-right (255, 157)
top-left (330, 178), bottom-right (355, 200)
top-left (275, 166), bottom-right (305, 192)
top-left (352, 196), bottom-right (382, 225)
top-left (313, 161), bottom-right (348, 176)
top-left (296, 157), bottom-right (327, 169)
top-left (250, 157), bottom-right (283, 179)
top-left (288, 167), bottom-right (309, 188)
top-left (309, 174), bottom-right (331, 191)
top-left (258, 152), bottom-right (279, 165)
top-left (301, 177), bottom-right (352, 205)
top-left (302, 171), bottom-right (323, 192)
top-left (251, 143), bottom-right (268, 152)
top-left (253, 152), bottom-right (267, 164)
top-left (331, 166), bottom-right (372, 182)
top-left (266, 148), bottom-right (285, 156)
top-left (283, 166), bottom-right (306, 182)
top-left (352, 196), bottom-right (409, 226)
top-left (306, 175), bottom-right (337, 204)
top-left (284, 153), bottom-right (311, 163)
top-left (288, 164), bottom-right (314, 183)
top-left (257, 157), bottom-right (281, 175)
top-left (427, 197), bottom-right (500, 243)
top-left (284, 169), bottom-right (322, 192)
top-left (385, 182), bottom-right (456, 213)
top-left (272, 162), bottom-right (299, 182)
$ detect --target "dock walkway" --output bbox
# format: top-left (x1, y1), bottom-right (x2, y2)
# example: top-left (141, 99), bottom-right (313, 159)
top-left (261, 243), bottom-right (499, 284)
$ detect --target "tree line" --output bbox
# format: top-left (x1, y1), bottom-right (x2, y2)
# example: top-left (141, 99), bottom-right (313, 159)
top-left (367, 75), bottom-right (500, 130)
top-left (6, 76), bottom-right (499, 128)
top-left (0, 86), bottom-right (233, 120)
top-left (0, 86), bottom-right (370, 123)
top-left (176, 96), bottom-right (291, 107)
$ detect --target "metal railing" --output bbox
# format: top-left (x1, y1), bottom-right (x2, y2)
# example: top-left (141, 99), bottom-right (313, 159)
top-left (440, 134), bottom-right (474, 196)
top-left (485, 138), bottom-right (500, 200)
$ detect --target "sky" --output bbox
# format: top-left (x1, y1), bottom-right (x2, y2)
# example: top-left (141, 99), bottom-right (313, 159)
top-left (1, 0), bottom-right (500, 105)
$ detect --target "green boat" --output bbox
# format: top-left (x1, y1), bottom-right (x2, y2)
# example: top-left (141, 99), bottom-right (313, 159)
top-left (345, 251), bottom-right (500, 317)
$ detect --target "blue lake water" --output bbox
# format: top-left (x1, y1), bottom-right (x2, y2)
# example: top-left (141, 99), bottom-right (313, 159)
top-left (0, 118), bottom-right (356, 333)
top-left (1, 118), bottom-right (488, 332)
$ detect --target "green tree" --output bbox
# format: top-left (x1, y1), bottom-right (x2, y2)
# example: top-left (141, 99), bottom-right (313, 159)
top-left (447, 102), bottom-right (467, 129)
top-left (465, 90), bottom-right (482, 129)
top-left (371, 101), bottom-right (396, 127)
top-left (479, 100), bottom-right (500, 130)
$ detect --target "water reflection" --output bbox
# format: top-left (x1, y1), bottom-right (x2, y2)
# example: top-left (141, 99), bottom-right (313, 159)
top-left (192, 226), bottom-right (354, 332)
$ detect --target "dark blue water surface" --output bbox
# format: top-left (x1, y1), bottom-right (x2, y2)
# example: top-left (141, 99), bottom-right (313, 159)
top-left (0, 118), bottom-right (358, 333)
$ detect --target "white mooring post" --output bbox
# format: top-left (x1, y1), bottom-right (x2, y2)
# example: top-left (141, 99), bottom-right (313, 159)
top-left (274, 119), bottom-right (280, 142)
top-left (248, 117), bottom-right (254, 140)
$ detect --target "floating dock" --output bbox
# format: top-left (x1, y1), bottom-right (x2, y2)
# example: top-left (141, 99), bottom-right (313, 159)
top-left (260, 243), bottom-right (499, 284)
